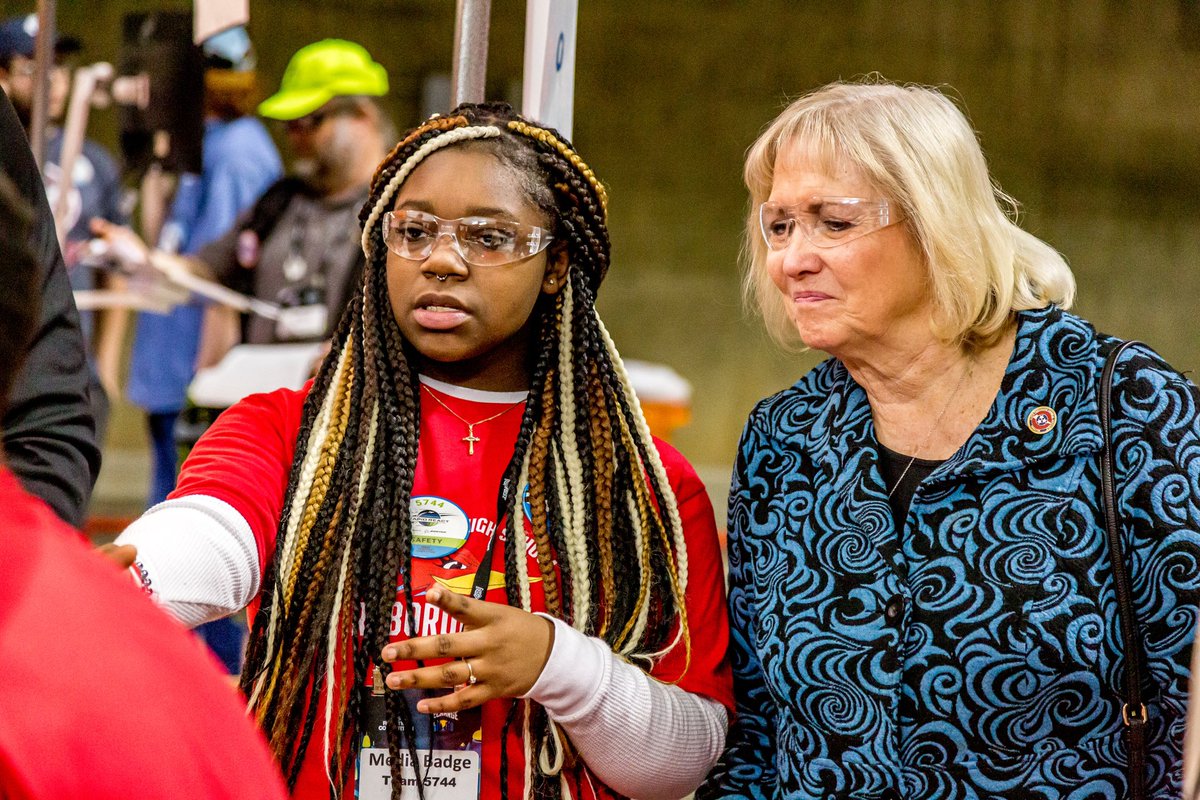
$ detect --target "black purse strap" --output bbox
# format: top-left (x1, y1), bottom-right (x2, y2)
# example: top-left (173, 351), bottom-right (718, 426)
top-left (1099, 339), bottom-right (1148, 800)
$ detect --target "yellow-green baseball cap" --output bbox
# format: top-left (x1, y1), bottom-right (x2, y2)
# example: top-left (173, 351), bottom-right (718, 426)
top-left (258, 39), bottom-right (388, 121)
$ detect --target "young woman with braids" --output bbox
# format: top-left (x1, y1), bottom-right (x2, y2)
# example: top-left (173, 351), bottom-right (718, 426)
top-left (113, 102), bottom-right (733, 800)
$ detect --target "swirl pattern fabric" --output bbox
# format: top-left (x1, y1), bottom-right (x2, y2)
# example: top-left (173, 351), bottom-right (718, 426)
top-left (700, 306), bottom-right (1200, 800)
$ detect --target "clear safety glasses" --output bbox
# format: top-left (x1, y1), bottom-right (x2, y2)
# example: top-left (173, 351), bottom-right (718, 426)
top-left (382, 210), bottom-right (554, 267)
top-left (758, 197), bottom-right (900, 250)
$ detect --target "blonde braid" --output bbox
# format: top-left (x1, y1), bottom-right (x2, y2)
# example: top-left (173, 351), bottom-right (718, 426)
top-left (595, 313), bottom-right (689, 597)
top-left (620, 492), bottom-right (653, 656)
top-left (506, 121), bottom-right (609, 215)
top-left (322, 401), bottom-right (378, 789)
top-left (285, 354), bottom-right (355, 602)
top-left (554, 280), bottom-right (590, 627)
top-left (276, 343), bottom-right (352, 601)
top-left (370, 114), bottom-right (468, 187)
top-left (552, 441), bottom-right (588, 627)
top-left (617, 383), bottom-right (690, 665)
top-left (538, 717), bottom-right (567, 775)
top-left (360, 126), bottom-right (502, 258)
top-left (248, 342), bottom-right (352, 711)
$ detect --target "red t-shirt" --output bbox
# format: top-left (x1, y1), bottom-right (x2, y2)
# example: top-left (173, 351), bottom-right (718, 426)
top-left (0, 469), bottom-right (288, 800)
top-left (173, 379), bottom-right (733, 800)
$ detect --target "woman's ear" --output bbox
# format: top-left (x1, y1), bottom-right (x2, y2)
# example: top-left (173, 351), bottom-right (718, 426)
top-left (541, 244), bottom-right (569, 294)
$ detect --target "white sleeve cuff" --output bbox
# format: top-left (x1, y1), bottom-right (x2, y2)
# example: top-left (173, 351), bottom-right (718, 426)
top-left (115, 495), bottom-right (260, 628)
top-left (522, 614), bottom-right (609, 716)
top-left (522, 615), bottom-right (728, 800)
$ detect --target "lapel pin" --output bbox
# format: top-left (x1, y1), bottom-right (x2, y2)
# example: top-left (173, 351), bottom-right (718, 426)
top-left (1026, 406), bottom-right (1057, 435)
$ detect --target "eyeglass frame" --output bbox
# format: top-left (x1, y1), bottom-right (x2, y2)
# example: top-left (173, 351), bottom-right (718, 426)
top-left (283, 98), bottom-right (363, 135)
top-left (758, 196), bottom-right (902, 251)
top-left (381, 209), bottom-right (555, 267)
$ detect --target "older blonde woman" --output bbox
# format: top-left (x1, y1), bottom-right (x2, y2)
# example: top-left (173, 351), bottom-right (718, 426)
top-left (700, 80), bottom-right (1200, 800)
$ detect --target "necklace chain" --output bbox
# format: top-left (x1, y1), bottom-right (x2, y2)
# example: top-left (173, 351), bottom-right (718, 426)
top-left (886, 363), bottom-right (973, 500)
top-left (421, 384), bottom-right (525, 456)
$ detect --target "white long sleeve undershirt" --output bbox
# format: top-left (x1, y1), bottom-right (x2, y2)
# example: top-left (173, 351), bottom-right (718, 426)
top-left (114, 495), bottom-right (260, 628)
top-left (116, 498), bottom-right (727, 798)
top-left (521, 617), bottom-right (728, 799)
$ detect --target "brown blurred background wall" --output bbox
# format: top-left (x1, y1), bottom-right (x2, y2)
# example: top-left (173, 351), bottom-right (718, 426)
top-left (5, 0), bottom-right (1200, 521)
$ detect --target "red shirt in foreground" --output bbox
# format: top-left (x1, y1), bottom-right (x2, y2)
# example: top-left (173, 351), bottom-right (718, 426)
top-left (0, 468), bottom-right (288, 800)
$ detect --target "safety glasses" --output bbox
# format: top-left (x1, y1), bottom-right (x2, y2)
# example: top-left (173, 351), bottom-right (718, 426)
top-left (382, 210), bottom-right (554, 267)
top-left (759, 197), bottom-right (900, 250)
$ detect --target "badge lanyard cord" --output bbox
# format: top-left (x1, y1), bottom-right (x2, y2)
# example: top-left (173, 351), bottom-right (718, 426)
top-left (286, 203), bottom-right (352, 292)
top-left (470, 478), bottom-right (512, 601)
top-left (362, 466), bottom-right (510, 790)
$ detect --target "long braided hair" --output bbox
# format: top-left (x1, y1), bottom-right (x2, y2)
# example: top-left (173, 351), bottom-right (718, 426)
top-left (239, 103), bottom-right (691, 799)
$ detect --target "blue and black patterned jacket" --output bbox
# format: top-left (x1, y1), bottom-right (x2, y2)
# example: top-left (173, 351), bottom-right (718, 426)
top-left (702, 306), bottom-right (1200, 800)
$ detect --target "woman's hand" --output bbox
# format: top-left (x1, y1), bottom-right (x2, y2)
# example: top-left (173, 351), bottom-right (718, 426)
top-left (380, 586), bottom-right (556, 714)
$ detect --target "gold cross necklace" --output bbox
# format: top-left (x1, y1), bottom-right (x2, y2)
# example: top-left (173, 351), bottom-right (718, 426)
top-left (421, 384), bottom-right (525, 455)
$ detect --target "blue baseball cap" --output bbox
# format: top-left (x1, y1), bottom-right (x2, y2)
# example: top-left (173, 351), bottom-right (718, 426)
top-left (202, 25), bottom-right (255, 72)
top-left (0, 14), bottom-right (80, 62)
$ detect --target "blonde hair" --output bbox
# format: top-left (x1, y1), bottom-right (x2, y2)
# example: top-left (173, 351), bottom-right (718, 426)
top-left (743, 78), bottom-right (1075, 351)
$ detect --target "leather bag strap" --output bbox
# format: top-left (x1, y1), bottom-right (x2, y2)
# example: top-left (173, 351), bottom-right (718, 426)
top-left (1099, 339), bottom-right (1148, 800)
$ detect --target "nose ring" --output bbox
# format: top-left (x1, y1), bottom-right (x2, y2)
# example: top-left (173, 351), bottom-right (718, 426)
top-left (436, 274), bottom-right (448, 282)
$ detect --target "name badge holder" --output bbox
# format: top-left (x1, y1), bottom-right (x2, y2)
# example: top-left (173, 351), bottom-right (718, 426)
top-left (357, 481), bottom-right (512, 799)
top-left (357, 669), bottom-right (483, 800)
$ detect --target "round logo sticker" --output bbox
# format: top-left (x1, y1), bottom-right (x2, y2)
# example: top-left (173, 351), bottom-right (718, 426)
top-left (409, 496), bottom-right (470, 559)
top-left (1026, 406), bottom-right (1058, 435)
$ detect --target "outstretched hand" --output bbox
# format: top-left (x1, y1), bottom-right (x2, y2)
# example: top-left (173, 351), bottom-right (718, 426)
top-left (380, 587), bottom-right (555, 714)
top-left (88, 219), bottom-right (153, 276)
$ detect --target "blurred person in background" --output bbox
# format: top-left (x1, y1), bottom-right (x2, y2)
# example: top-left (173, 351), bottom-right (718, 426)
top-left (123, 26), bottom-right (280, 510)
top-left (120, 24), bottom-right (282, 674)
top-left (701, 79), bottom-right (1200, 800)
top-left (0, 168), bottom-right (288, 800)
top-left (94, 38), bottom-right (394, 353)
top-left (0, 87), bottom-right (98, 528)
top-left (93, 38), bottom-right (391, 676)
top-left (0, 12), bottom-right (125, 443)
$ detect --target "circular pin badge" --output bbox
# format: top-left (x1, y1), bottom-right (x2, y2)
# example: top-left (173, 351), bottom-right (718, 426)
top-left (1026, 406), bottom-right (1058, 435)
top-left (409, 496), bottom-right (470, 559)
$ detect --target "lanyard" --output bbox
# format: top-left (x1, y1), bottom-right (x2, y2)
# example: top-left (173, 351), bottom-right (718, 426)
top-left (468, 477), bottom-right (512, 600)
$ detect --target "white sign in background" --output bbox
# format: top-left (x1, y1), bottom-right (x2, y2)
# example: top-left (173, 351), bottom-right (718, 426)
top-left (193, 0), bottom-right (249, 45)
top-left (522, 0), bottom-right (578, 140)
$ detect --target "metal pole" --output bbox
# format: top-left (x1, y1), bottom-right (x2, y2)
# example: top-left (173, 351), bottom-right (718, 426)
top-left (450, 0), bottom-right (491, 106)
top-left (29, 0), bottom-right (56, 168)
